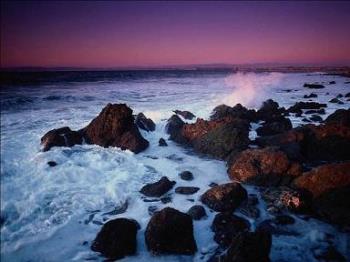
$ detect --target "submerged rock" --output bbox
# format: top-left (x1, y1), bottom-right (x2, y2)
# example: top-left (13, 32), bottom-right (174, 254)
top-left (304, 93), bottom-right (318, 98)
top-left (329, 97), bottom-right (344, 104)
top-left (187, 205), bottom-right (207, 220)
top-left (173, 110), bottom-right (195, 120)
top-left (140, 177), bottom-right (176, 197)
top-left (145, 207), bottom-right (197, 255)
top-left (41, 126), bottom-right (83, 151)
top-left (288, 102), bottom-right (327, 113)
top-left (201, 183), bottom-right (247, 212)
top-left (179, 171), bottom-right (194, 181)
top-left (175, 186), bottom-right (200, 195)
top-left (91, 218), bottom-right (139, 260)
top-left (135, 113), bottom-right (155, 132)
top-left (47, 161), bottom-right (57, 167)
top-left (158, 138), bottom-right (168, 146)
top-left (303, 83), bottom-right (325, 89)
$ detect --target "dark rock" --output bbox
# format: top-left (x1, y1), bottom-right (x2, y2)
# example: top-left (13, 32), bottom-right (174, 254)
top-left (256, 116), bottom-right (292, 136)
top-left (237, 197), bottom-right (260, 219)
top-left (148, 206), bottom-right (158, 216)
top-left (135, 113), bottom-right (155, 132)
top-left (211, 212), bottom-right (250, 248)
top-left (303, 83), bottom-right (325, 89)
top-left (179, 171), bottom-right (194, 181)
top-left (345, 92), bottom-right (350, 97)
top-left (160, 196), bottom-right (172, 204)
top-left (313, 246), bottom-right (346, 262)
top-left (145, 207), bottom-right (197, 255)
top-left (211, 104), bottom-right (257, 122)
top-left (47, 161), bottom-right (57, 167)
top-left (302, 118), bottom-right (312, 123)
top-left (256, 219), bottom-right (298, 236)
top-left (173, 110), bottom-right (195, 120)
top-left (140, 177), bottom-right (176, 197)
top-left (329, 98), bottom-right (343, 104)
top-left (187, 205), bottom-right (207, 220)
top-left (221, 231), bottom-right (272, 262)
top-left (337, 93), bottom-right (343, 98)
top-left (82, 104), bottom-right (149, 153)
top-left (41, 126), bottom-right (83, 151)
top-left (91, 218), bottom-right (139, 260)
top-left (175, 186), bottom-right (200, 195)
top-left (257, 99), bottom-right (284, 121)
top-left (288, 102), bottom-right (327, 113)
top-left (103, 200), bottom-right (128, 216)
top-left (309, 114), bottom-right (323, 122)
top-left (325, 109), bottom-right (350, 126)
top-left (274, 215), bottom-right (295, 225)
top-left (304, 93), bottom-right (318, 98)
top-left (158, 138), bottom-right (168, 147)
top-left (228, 147), bottom-right (302, 187)
top-left (304, 109), bottom-right (325, 115)
top-left (201, 183), bottom-right (247, 212)
top-left (165, 115), bottom-right (185, 143)
top-left (329, 81), bottom-right (336, 85)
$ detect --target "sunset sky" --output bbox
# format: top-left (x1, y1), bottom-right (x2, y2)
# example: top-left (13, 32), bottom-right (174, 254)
top-left (1, 1), bottom-right (350, 68)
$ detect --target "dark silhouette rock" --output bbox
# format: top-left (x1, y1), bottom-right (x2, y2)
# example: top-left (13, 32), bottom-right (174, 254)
top-left (288, 102), bottom-right (327, 113)
top-left (140, 177), bottom-right (176, 197)
top-left (303, 83), bottom-right (325, 89)
top-left (158, 138), bottom-right (168, 146)
top-left (41, 126), bottom-right (83, 151)
top-left (211, 212), bottom-right (250, 248)
top-left (228, 147), bottom-right (302, 187)
top-left (257, 99), bottom-right (285, 121)
top-left (165, 114), bottom-right (185, 143)
top-left (82, 104), bottom-right (149, 153)
top-left (304, 109), bottom-right (325, 115)
top-left (325, 109), bottom-right (350, 126)
top-left (103, 200), bottom-right (128, 216)
top-left (256, 116), bottom-right (292, 136)
top-left (187, 205), bottom-right (207, 220)
top-left (91, 218), bottom-right (139, 260)
top-left (173, 110), bottom-right (195, 120)
top-left (329, 81), bottom-right (336, 85)
top-left (201, 183), bottom-right (247, 212)
top-left (135, 113), bottom-right (155, 132)
top-left (47, 161), bottom-right (57, 167)
top-left (309, 114), bottom-right (323, 122)
top-left (179, 171), bottom-right (194, 181)
top-left (175, 186), bottom-right (200, 195)
top-left (304, 93), bottom-right (318, 98)
top-left (329, 98), bottom-right (343, 104)
top-left (211, 104), bottom-right (257, 122)
top-left (145, 207), bottom-right (197, 255)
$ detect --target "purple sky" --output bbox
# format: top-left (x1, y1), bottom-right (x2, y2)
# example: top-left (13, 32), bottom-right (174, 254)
top-left (1, 1), bottom-right (350, 68)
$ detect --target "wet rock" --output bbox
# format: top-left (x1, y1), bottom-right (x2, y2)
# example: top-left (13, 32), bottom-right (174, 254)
top-left (209, 182), bottom-right (218, 187)
top-left (228, 147), bottom-right (302, 187)
top-left (221, 231), bottom-right (272, 262)
top-left (304, 109), bottom-right (325, 115)
top-left (174, 110), bottom-right (195, 120)
top-left (201, 183), bottom-right (247, 212)
top-left (309, 114), bottom-right (323, 122)
top-left (187, 205), bottom-right (207, 220)
top-left (325, 109), bottom-right (350, 126)
top-left (329, 81), bottom-right (336, 85)
top-left (211, 212), bottom-right (250, 248)
top-left (91, 218), bottom-right (139, 260)
top-left (273, 215), bottom-right (295, 225)
top-left (345, 92), bottom-right (350, 97)
top-left (135, 113), bottom-right (155, 132)
top-left (210, 104), bottom-right (257, 122)
top-left (140, 177), bottom-right (176, 197)
top-left (41, 126), bottom-right (83, 151)
top-left (257, 99), bottom-right (285, 121)
top-left (158, 138), bottom-right (168, 146)
top-left (82, 104), bottom-right (149, 153)
top-left (179, 171), bottom-right (194, 181)
top-left (165, 114), bottom-right (185, 143)
top-left (313, 246), bottom-right (346, 262)
top-left (302, 118), bottom-right (312, 123)
top-left (103, 200), bottom-right (128, 216)
top-left (160, 196), bottom-right (172, 204)
top-left (145, 207), bottom-right (197, 255)
top-left (261, 186), bottom-right (312, 214)
top-left (175, 186), bottom-right (200, 195)
top-left (256, 219), bottom-right (298, 236)
top-left (288, 102), bottom-right (327, 113)
top-left (148, 206), bottom-right (158, 216)
top-left (329, 98), bottom-right (343, 104)
top-left (237, 197), bottom-right (260, 219)
top-left (256, 116), bottom-right (292, 136)
top-left (47, 161), bottom-right (57, 167)
top-left (337, 93), bottom-right (343, 98)
top-left (303, 83), bottom-right (325, 89)
top-left (304, 93), bottom-right (318, 98)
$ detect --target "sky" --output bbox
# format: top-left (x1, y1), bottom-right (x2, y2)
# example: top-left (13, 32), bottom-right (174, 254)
top-left (1, 1), bottom-right (350, 68)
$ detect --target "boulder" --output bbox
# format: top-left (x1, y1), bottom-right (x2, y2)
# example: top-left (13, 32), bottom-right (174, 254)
top-left (174, 110), bottom-right (195, 120)
top-left (211, 212), bottom-right (250, 248)
top-left (201, 183), bottom-right (247, 212)
top-left (329, 98), bottom-right (344, 104)
top-left (179, 171), bottom-right (194, 181)
top-left (82, 104), bottom-right (149, 153)
top-left (187, 205), bottom-right (207, 220)
top-left (145, 207), bottom-right (197, 255)
top-left (140, 177), bottom-right (176, 197)
top-left (256, 116), bottom-right (292, 136)
top-left (158, 138), bottom-right (168, 146)
top-left (91, 218), bottom-right (139, 260)
top-left (41, 126), bottom-right (83, 151)
top-left (135, 113), bottom-right (155, 132)
top-left (309, 114), bottom-right (323, 122)
top-left (288, 102), bottom-right (327, 113)
top-left (228, 147), bottom-right (302, 187)
top-left (175, 186), bottom-right (200, 195)
top-left (257, 99), bottom-right (285, 121)
top-left (165, 114), bottom-right (185, 143)
top-left (303, 83), bottom-right (325, 89)
top-left (325, 109), bottom-right (350, 126)
top-left (210, 104), bottom-right (257, 122)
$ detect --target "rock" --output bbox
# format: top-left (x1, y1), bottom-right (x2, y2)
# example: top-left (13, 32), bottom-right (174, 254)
top-left (47, 161), bottom-right (57, 167)
top-left (82, 104), bottom-right (149, 153)
top-left (145, 207), bottom-right (197, 255)
top-left (329, 98), bottom-right (343, 104)
top-left (237, 197), bottom-right (260, 219)
top-left (228, 147), bottom-right (302, 187)
top-left (221, 231), bottom-right (272, 262)
top-left (345, 92), bottom-right (350, 97)
top-left (201, 183), bottom-right (247, 212)
top-left (140, 177), bottom-right (176, 197)
top-left (273, 215), bottom-right (295, 225)
top-left (256, 116), bottom-right (292, 136)
top-left (337, 93), bottom-right (343, 98)
top-left (187, 205), bottom-right (207, 220)
top-left (91, 218), bottom-right (139, 260)
top-left (293, 162), bottom-right (350, 198)
top-left (303, 83), bottom-right (325, 89)
top-left (309, 114), bottom-right (323, 122)
top-left (329, 81), bottom-right (336, 85)
top-left (135, 113), bottom-right (155, 132)
top-left (148, 206), bottom-right (158, 216)
top-left (103, 200), bottom-right (128, 216)
top-left (175, 186), bottom-right (200, 195)
top-left (313, 246), bottom-right (346, 262)
top-left (304, 109), bottom-right (325, 115)
top-left (158, 138), bottom-right (168, 146)
top-left (173, 110), bottom-right (195, 120)
top-left (261, 186), bottom-right (312, 214)
top-left (302, 118), bottom-right (312, 123)
top-left (211, 104), bottom-right (257, 122)
top-left (41, 126), bottom-right (83, 151)
top-left (256, 219), bottom-right (298, 236)
top-left (304, 93), bottom-right (318, 98)
top-left (257, 99), bottom-right (284, 121)
top-left (288, 102), bottom-right (327, 113)
top-left (325, 109), bottom-right (350, 126)
top-left (165, 114), bottom-right (185, 143)
top-left (179, 171), bottom-right (194, 181)
top-left (211, 212), bottom-right (250, 248)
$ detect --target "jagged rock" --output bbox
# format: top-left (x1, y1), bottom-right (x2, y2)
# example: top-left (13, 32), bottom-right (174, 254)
top-left (41, 126), bottom-right (83, 151)
top-left (210, 104), bottom-right (257, 122)
top-left (82, 104), bottom-right (149, 153)
top-left (175, 186), bottom-right (200, 195)
top-left (179, 171), bottom-right (194, 181)
top-left (165, 114), bottom-right (185, 143)
top-left (158, 138), bottom-right (168, 146)
top-left (91, 218), bottom-right (139, 260)
top-left (325, 109), bottom-right (350, 126)
top-left (228, 147), bottom-right (302, 187)
top-left (303, 83), bottom-right (325, 89)
top-left (201, 183), bottom-right (247, 212)
top-left (257, 99), bottom-right (285, 121)
top-left (187, 205), bottom-right (207, 220)
top-left (256, 116), bottom-right (292, 136)
top-left (173, 110), bottom-right (195, 120)
top-left (140, 177), bottom-right (176, 197)
top-left (145, 207), bottom-right (197, 255)
top-left (135, 113), bottom-right (155, 132)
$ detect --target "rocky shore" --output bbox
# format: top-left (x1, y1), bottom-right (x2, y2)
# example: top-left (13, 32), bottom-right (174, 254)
top-left (39, 92), bottom-right (350, 261)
